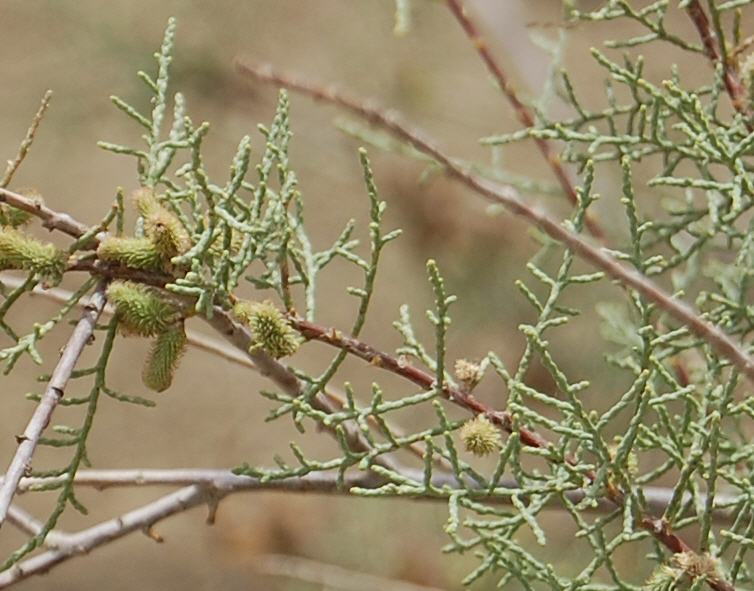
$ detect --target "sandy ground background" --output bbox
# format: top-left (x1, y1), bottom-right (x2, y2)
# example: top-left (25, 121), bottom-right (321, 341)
top-left (0, 1), bottom-right (739, 589)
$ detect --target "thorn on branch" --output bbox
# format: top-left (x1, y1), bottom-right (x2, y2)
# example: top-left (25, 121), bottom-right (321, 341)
top-left (142, 526), bottom-right (164, 543)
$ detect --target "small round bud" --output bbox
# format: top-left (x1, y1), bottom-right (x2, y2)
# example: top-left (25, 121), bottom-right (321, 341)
top-left (454, 358), bottom-right (481, 389)
top-left (459, 414), bottom-right (500, 457)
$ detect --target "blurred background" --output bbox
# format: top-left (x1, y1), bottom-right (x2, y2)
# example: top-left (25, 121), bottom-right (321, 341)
top-left (0, 1), bottom-right (726, 589)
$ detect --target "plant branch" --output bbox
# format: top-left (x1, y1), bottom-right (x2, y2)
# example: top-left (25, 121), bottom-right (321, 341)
top-left (0, 282), bottom-right (107, 530)
top-left (234, 60), bottom-right (754, 386)
top-left (685, 0), bottom-right (752, 121)
top-left (0, 187), bottom-right (92, 241)
top-left (200, 305), bottom-right (411, 474)
top-left (1, 273), bottom-right (450, 473)
top-left (443, 0), bottom-right (604, 240)
top-left (0, 466), bottom-right (738, 587)
top-left (6, 468), bottom-right (735, 522)
top-left (1, 91), bottom-right (54, 189)
top-left (289, 315), bottom-right (737, 591)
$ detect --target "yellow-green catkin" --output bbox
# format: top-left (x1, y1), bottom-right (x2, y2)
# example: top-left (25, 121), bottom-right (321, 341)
top-left (459, 414), bottom-right (500, 457)
top-left (142, 321), bottom-right (187, 392)
top-left (107, 280), bottom-right (183, 337)
top-left (133, 187), bottom-right (190, 259)
top-left (97, 236), bottom-right (165, 272)
top-left (0, 227), bottom-right (65, 284)
top-left (233, 300), bottom-right (301, 358)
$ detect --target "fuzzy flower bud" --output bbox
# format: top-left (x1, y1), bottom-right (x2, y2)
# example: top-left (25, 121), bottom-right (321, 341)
top-left (0, 227), bottom-right (65, 284)
top-left (142, 321), bottom-right (187, 392)
top-left (97, 236), bottom-right (165, 272)
top-left (133, 187), bottom-right (190, 259)
top-left (233, 300), bottom-right (301, 358)
top-left (459, 414), bottom-right (500, 457)
top-left (107, 280), bottom-right (183, 337)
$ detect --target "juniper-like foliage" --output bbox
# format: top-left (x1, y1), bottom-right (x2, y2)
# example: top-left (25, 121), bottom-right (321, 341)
top-left (2, 3), bottom-right (754, 589)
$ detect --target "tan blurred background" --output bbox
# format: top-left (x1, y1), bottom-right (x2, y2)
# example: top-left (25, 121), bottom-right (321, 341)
top-left (0, 1), bottom-right (721, 589)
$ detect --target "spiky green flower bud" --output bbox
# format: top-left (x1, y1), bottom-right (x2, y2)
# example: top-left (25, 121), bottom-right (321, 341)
top-left (0, 227), bottom-right (65, 284)
top-left (133, 187), bottom-right (190, 259)
top-left (142, 321), bottom-right (187, 392)
top-left (233, 300), bottom-right (301, 358)
top-left (97, 236), bottom-right (165, 272)
top-left (459, 414), bottom-right (500, 457)
top-left (107, 280), bottom-right (183, 337)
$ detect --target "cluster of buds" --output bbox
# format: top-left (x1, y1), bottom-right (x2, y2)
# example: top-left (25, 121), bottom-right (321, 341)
top-left (107, 280), bottom-right (187, 392)
top-left (97, 187), bottom-right (190, 273)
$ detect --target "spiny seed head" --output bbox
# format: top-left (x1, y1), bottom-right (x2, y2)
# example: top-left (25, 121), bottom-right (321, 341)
top-left (142, 321), bottom-right (187, 392)
top-left (133, 187), bottom-right (190, 259)
top-left (459, 414), bottom-right (500, 457)
top-left (0, 227), bottom-right (65, 284)
top-left (97, 236), bottom-right (165, 272)
top-left (107, 280), bottom-right (183, 337)
top-left (233, 300), bottom-right (301, 359)
top-left (673, 552), bottom-right (719, 583)
top-left (454, 358), bottom-right (482, 388)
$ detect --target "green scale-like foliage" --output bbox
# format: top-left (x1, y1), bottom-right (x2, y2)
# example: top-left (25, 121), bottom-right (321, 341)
top-left (5, 5), bottom-right (754, 590)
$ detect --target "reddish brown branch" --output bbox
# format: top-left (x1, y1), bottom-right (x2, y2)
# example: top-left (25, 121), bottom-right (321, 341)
top-left (234, 59), bottom-right (754, 385)
top-left (444, 0), bottom-right (603, 240)
top-left (291, 314), bottom-right (732, 590)
top-left (685, 0), bottom-right (752, 121)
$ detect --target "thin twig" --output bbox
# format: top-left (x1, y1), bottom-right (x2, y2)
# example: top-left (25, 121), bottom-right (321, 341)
top-left (444, 0), bottom-right (603, 239)
top-left (0, 187), bottom-right (91, 240)
top-left (7, 468), bottom-right (735, 521)
top-left (0, 273), bottom-right (450, 472)
top-left (1, 91), bottom-right (53, 188)
top-left (0, 471), bottom-right (380, 587)
top-left (234, 60), bottom-right (754, 386)
top-left (201, 306), bottom-right (409, 474)
top-left (0, 465), bottom-right (738, 587)
top-left (0, 282), bottom-right (107, 530)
